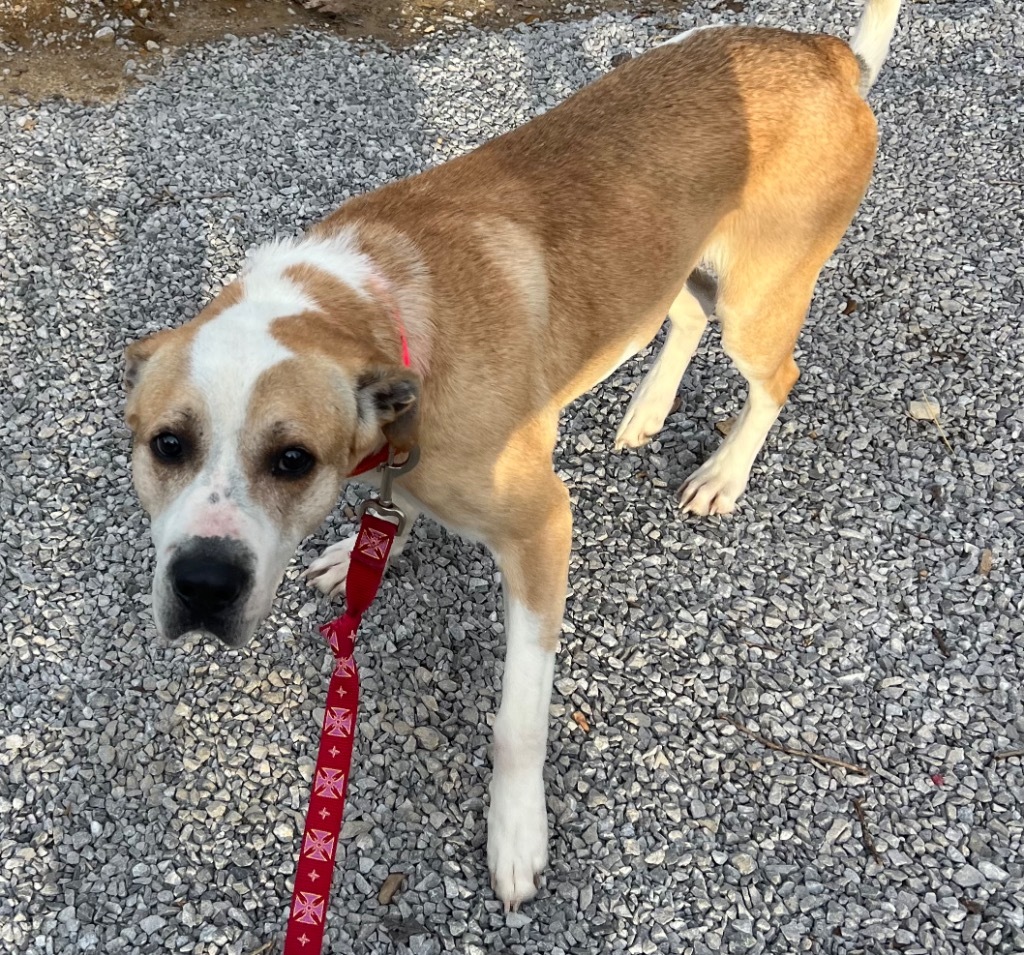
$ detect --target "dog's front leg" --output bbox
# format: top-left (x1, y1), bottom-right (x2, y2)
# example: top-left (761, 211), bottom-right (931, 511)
top-left (306, 490), bottom-right (421, 598)
top-left (487, 474), bottom-right (571, 910)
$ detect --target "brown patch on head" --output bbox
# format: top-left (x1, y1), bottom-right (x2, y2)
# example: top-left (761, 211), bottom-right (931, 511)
top-left (277, 264), bottom-right (400, 366)
top-left (308, 220), bottom-right (436, 375)
top-left (124, 332), bottom-right (189, 427)
top-left (240, 353), bottom-right (421, 536)
top-left (123, 280), bottom-right (245, 514)
top-left (124, 337), bottom-right (207, 514)
top-left (267, 258), bottom-right (424, 456)
top-left (241, 356), bottom-right (362, 535)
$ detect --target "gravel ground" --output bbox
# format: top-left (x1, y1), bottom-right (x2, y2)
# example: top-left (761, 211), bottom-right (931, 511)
top-left (2, 2), bottom-right (1023, 953)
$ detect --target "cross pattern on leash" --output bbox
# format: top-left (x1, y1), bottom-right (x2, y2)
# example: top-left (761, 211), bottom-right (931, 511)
top-left (302, 829), bottom-right (336, 863)
top-left (292, 891), bottom-right (326, 926)
top-left (357, 526), bottom-right (391, 561)
top-left (324, 706), bottom-right (354, 737)
top-left (313, 767), bottom-right (347, 800)
top-left (333, 656), bottom-right (356, 680)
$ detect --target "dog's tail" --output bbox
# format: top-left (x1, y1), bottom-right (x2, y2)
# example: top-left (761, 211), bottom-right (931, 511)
top-left (850, 0), bottom-right (901, 93)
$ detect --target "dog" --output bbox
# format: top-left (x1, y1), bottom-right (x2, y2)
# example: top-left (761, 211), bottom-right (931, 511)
top-left (123, 0), bottom-right (901, 909)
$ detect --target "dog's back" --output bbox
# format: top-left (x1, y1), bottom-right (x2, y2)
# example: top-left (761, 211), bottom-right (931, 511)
top-left (321, 12), bottom-right (892, 464)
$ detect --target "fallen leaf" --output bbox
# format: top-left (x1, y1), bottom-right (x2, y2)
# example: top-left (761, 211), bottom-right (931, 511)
top-left (978, 548), bottom-right (993, 576)
top-left (378, 872), bottom-right (406, 905)
top-left (910, 397), bottom-right (954, 451)
top-left (572, 711), bottom-right (591, 733)
top-left (716, 417), bottom-right (736, 436)
top-left (20, 116), bottom-right (37, 132)
top-left (380, 916), bottom-right (428, 945)
top-left (931, 773), bottom-right (945, 786)
top-left (909, 398), bottom-right (941, 421)
top-left (843, 299), bottom-right (859, 315)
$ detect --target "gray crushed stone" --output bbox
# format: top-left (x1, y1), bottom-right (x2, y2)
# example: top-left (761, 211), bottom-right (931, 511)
top-left (2, 2), bottom-right (1023, 954)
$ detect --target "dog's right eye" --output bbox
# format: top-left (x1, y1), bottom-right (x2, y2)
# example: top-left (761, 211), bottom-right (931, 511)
top-left (151, 432), bottom-right (185, 462)
top-left (272, 447), bottom-right (315, 479)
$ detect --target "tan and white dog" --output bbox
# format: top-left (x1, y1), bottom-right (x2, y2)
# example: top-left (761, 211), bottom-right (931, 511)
top-left (124, 0), bottom-right (900, 909)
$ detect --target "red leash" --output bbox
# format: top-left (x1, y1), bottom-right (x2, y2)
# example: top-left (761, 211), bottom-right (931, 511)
top-left (282, 507), bottom-right (400, 955)
top-left (283, 307), bottom-right (415, 953)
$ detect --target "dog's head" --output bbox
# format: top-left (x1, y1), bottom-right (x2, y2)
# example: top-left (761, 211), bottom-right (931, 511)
top-left (123, 238), bottom-right (419, 647)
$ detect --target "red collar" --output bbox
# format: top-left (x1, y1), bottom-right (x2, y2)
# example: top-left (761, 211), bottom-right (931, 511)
top-left (348, 301), bottom-right (411, 478)
top-left (348, 443), bottom-right (393, 477)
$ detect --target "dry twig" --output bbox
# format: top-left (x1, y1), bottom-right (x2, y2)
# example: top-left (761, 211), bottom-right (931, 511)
top-left (853, 798), bottom-right (883, 865)
top-left (994, 749), bottom-right (1024, 761)
top-left (931, 416), bottom-right (954, 453)
top-left (720, 716), bottom-right (871, 776)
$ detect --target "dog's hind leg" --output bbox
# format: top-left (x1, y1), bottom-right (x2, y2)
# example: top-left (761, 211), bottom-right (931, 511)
top-left (614, 274), bottom-right (714, 450)
top-left (676, 57), bottom-right (879, 515)
top-left (486, 462), bottom-right (572, 911)
top-left (679, 258), bottom-right (820, 516)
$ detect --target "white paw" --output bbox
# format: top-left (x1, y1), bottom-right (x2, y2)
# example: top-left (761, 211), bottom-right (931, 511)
top-left (303, 537), bottom-right (357, 597)
top-left (679, 452), bottom-right (751, 516)
top-left (488, 772), bottom-right (549, 911)
top-left (614, 389), bottom-right (675, 450)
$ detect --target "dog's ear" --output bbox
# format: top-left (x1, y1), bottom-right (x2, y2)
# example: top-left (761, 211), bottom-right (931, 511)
top-left (123, 330), bottom-right (171, 397)
top-left (356, 367), bottom-right (421, 453)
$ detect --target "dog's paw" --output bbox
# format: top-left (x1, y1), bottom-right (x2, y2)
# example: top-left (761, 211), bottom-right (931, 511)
top-left (678, 453), bottom-right (749, 516)
top-left (614, 384), bottom-right (677, 450)
top-left (488, 773), bottom-right (549, 911)
top-left (614, 401), bottom-right (667, 450)
top-left (303, 537), bottom-right (357, 598)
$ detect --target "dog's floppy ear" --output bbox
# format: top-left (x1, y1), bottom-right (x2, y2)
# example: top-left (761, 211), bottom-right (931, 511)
top-left (123, 330), bottom-right (171, 397)
top-left (356, 367), bottom-right (421, 453)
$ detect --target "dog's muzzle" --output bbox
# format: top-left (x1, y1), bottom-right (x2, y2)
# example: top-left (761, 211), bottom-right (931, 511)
top-left (165, 536), bottom-right (255, 645)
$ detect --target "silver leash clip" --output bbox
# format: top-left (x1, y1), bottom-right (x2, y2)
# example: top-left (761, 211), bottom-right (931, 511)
top-left (358, 446), bottom-right (421, 534)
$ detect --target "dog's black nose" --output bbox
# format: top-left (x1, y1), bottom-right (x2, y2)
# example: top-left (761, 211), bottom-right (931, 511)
top-left (171, 555), bottom-right (248, 615)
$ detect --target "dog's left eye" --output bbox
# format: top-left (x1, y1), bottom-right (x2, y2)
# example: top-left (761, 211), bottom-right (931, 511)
top-left (273, 447), bottom-right (315, 479)
top-left (151, 432), bottom-right (185, 462)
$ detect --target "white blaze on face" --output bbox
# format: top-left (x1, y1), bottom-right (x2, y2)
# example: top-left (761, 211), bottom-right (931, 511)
top-left (150, 290), bottom-right (302, 551)
top-left (147, 284), bottom-right (306, 639)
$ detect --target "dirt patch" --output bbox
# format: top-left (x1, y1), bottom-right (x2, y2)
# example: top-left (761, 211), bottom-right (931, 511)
top-left (0, 0), bottom-right (689, 105)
